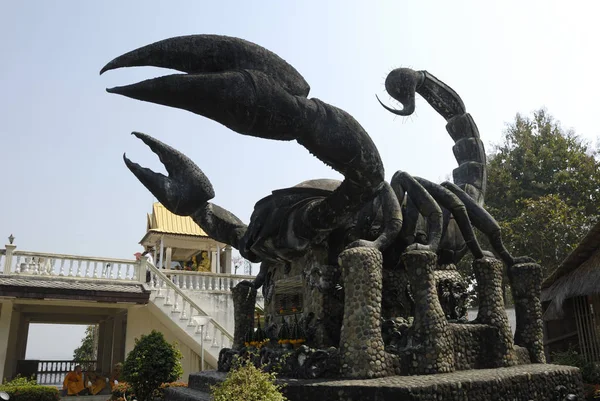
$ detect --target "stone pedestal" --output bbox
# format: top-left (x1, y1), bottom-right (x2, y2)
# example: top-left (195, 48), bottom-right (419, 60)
top-left (338, 247), bottom-right (393, 379)
top-left (403, 250), bottom-right (455, 375)
top-left (473, 257), bottom-right (515, 367)
top-left (509, 262), bottom-right (546, 363)
top-left (232, 282), bottom-right (257, 349)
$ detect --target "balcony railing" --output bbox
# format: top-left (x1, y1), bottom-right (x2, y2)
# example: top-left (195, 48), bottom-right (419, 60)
top-left (154, 270), bottom-right (255, 292)
top-left (2, 250), bottom-right (139, 282)
top-left (0, 245), bottom-right (257, 295)
top-left (16, 359), bottom-right (97, 386)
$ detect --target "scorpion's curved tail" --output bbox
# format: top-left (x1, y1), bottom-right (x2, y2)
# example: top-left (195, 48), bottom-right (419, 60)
top-left (378, 69), bottom-right (486, 205)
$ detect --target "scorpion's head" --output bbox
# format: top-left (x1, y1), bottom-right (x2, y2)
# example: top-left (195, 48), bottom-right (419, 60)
top-left (377, 68), bottom-right (425, 116)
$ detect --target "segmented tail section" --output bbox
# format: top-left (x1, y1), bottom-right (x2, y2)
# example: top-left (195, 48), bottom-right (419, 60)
top-left (417, 71), bottom-right (487, 205)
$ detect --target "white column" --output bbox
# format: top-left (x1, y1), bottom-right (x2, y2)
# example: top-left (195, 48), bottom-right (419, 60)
top-left (111, 314), bottom-right (125, 368)
top-left (153, 243), bottom-right (159, 266)
top-left (165, 247), bottom-right (172, 270)
top-left (0, 301), bottom-right (14, 382)
top-left (210, 247), bottom-right (217, 273)
top-left (158, 237), bottom-right (164, 269)
top-left (216, 245), bottom-right (221, 274)
top-left (224, 246), bottom-right (232, 274)
top-left (3, 244), bottom-right (16, 274)
top-left (101, 319), bottom-right (114, 373)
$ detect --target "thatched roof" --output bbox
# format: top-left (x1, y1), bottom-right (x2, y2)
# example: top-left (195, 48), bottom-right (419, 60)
top-left (541, 219), bottom-right (600, 320)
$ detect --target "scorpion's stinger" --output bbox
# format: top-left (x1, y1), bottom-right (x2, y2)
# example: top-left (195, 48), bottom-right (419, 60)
top-left (376, 68), bottom-right (424, 116)
top-left (124, 132), bottom-right (215, 216)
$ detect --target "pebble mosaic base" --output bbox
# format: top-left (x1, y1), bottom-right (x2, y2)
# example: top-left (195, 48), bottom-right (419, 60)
top-left (473, 257), bottom-right (516, 368)
top-left (338, 247), bottom-right (396, 378)
top-left (509, 262), bottom-right (546, 364)
top-left (403, 250), bottom-right (455, 375)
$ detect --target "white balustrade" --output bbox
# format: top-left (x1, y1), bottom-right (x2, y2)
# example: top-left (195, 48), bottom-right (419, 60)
top-left (0, 250), bottom-right (140, 282)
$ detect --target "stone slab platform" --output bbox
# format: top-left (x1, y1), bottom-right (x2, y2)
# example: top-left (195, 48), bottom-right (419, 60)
top-left (177, 364), bottom-right (583, 401)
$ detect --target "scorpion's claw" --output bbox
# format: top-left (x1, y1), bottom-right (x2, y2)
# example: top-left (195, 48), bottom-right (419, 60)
top-left (100, 34), bottom-right (310, 113)
top-left (124, 132), bottom-right (215, 216)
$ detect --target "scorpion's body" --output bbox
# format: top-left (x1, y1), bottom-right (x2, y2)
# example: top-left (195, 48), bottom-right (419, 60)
top-left (101, 34), bottom-right (530, 293)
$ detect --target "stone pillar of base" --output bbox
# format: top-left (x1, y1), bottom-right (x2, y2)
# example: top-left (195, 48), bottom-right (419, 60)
top-left (473, 257), bottom-right (516, 367)
top-left (404, 250), bottom-right (455, 375)
top-left (339, 247), bottom-right (393, 379)
top-left (509, 262), bottom-right (546, 363)
top-left (232, 283), bottom-right (257, 349)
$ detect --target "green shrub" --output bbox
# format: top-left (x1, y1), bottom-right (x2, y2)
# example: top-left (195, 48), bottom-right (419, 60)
top-left (110, 382), bottom-right (134, 401)
top-left (2, 376), bottom-right (37, 386)
top-left (552, 346), bottom-right (600, 384)
top-left (211, 358), bottom-right (286, 401)
top-left (0, 384), bottom-right (59, 401)
top-left (122, 330), bottom-right (183, 401)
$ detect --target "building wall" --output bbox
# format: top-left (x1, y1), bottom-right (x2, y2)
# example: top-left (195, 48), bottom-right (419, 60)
top-left (543, 298), bottom-right (579, 361)
top-left (125, 306), bottom-right (200, 382)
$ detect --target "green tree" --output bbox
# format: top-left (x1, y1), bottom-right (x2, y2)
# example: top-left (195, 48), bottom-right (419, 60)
top-left (485, 108), bottom-right (600, 278)
top-left (73, 325), bottom-right (97, 361)
top-left (457, 109), bottom-right (600, 305)
top-left (122, 330), bottom-right (183, 401)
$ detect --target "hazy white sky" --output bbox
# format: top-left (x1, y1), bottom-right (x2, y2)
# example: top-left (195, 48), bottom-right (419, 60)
top-left (26, 324), bottom-right (87, 360)
top-left (2, 0), bottom-right (600, 359)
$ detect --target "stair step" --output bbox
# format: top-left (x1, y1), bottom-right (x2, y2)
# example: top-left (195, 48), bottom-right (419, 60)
top-left (165, 386), bottom-right (211, 401)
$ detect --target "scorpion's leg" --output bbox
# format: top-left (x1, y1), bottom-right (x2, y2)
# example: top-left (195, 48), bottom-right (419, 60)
top-left (347, 181), bottom-right (403, 251)
top-left (441, 181), bottom-right (535, 266)
top-left (102, 35), bottom-right (397, 247)
top-left (391, 171), bottom-right (442, 252)
top-left (413, 177), bottom-right (485, 261)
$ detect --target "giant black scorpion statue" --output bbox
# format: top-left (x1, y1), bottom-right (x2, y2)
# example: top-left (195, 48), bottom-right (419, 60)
top-left (98, 35), bottom-right (566, 394)
top-left (100, 34), bottom-right (530, 281)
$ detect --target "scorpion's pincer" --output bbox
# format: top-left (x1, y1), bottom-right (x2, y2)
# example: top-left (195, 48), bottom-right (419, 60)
top-left (123, 132), bottom-right (215, 216)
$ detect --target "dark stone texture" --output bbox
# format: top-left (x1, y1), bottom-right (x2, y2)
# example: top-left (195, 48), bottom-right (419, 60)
top-left (400, 250), bottom-right (455, 375)
top-left (509, 262), bottom-right (546, 364)
top-left (338, 247), bottom-right (395, 379)
top-left (231, 282), bottom-right (257, 349)
top-left (182, 365), bottom-right (583, 401)
top-left (164, 387), bottom-right (210, 401)
top-left (434, 265), bottom-right (469, 322)
top-left (473, 257), bottom-right (516, 367)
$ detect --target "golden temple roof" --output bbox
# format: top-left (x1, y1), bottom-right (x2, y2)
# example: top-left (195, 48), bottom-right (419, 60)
top-left (147, 202), bottom-right (208, 237)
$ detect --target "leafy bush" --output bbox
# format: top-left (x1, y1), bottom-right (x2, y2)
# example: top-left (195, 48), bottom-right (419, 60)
top-left (552, 346), bottom-right (600, 384)
top-left (211, 358), bottom-right (286, 401)
top-left (122, 330), bottom-right (183, 401)
top-left (110, 382), bottom-right (134, 401)
top-left (0, 377), bottom-right (59, 401)
top-left (2, 376), bottom-right (37, 386)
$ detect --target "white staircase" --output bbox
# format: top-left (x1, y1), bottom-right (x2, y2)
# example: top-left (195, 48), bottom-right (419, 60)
top-left (145, 262), bottom-right (257, 369)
